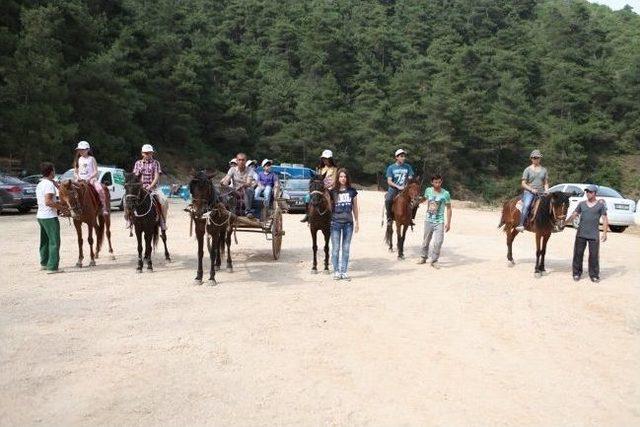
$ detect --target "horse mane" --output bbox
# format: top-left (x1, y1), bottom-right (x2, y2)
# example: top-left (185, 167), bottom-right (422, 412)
top-left (535, 192), bottom-right (569, 228)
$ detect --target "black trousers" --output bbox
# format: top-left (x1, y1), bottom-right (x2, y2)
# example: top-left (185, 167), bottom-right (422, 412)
top-left (572, 236), bottom-right (600, 278)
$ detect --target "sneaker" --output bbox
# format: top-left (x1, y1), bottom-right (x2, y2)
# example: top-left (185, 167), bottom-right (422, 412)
top-left (46, 268), bottom-right (65, 274)
top-left (590, 277), bottom-right (600, 283)
top-left (333, 273), bottom-right (342, 280)
top-left (430, 261), bottom-right (440, 269)
top-left (515, 225), bottom-right (525, 232)
top-left (340, 273), bottom-right (351, 282)
top-left (417, 257), bottom-right (427, 265)
top-left (40, 265), bottom-right (47, 271)
top-left (573, 275), bottom-right (581, 282)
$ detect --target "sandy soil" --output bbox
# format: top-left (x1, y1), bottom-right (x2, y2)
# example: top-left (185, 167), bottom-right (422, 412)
top-left (1, 191), bottom-right (639, 426)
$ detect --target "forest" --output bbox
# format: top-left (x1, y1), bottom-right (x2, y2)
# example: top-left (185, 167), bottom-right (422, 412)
top-left (1, 0), bottom-right (639, 199)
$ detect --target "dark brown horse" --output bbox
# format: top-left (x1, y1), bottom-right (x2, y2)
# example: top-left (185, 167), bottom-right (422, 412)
top-left (58, 180), bottom-right (114, 267)
top-left (308, 174), bottom-right (331, 273)
top-left (384, 177), bottom-right (423, 259)
top-left (499, 192), bottom-right (570, 277)
top-left (188, 171), bottom-right (234, 285)
top-left (124, 174), bottom-right (170, 272)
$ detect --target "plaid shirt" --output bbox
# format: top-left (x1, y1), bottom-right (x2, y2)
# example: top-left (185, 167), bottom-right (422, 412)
top-left (133, 159), bottom-right (162, 188)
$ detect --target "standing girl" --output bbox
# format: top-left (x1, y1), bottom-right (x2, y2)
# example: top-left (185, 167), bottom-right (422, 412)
top-left (330, 168), bottom-right (359, 281)
top-left (74, 140), bottom-right (108, 215)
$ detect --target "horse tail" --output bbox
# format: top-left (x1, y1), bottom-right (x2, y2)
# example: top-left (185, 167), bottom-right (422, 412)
top-left (96, 213), bottom-right (105, 255)
top-left (384, 222), bottom-right (393, 246)
top-left (498, 200), bottom-right (511, 231)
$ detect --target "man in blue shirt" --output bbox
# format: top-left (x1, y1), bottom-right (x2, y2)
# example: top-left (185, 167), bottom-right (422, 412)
top-left (385, 148), bottom-right (415, 224)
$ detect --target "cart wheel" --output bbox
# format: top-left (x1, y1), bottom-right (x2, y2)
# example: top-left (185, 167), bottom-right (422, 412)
top-left (271, 209), bottom-right (283, 260)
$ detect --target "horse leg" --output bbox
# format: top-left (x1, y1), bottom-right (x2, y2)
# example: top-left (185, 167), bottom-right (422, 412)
top-left (136, 227), bottom-right (143, 272)
top-left (311, 228), bottom-right (318, 273)
top-left (534, 232), bottom-right (542, 278)
top-left (144, 231), bottom-right (153, 271)
top-left (104, 214), bottom-right (115, 260)
top-left (215, 228), bottom-right (223, 271)
top-left (396, 222), bottom-right (404, 260)
top-left (194, 222), bottom-right (204, 284)
top-left (88, 224), bottom-right (96, 267)
top-left (208, 231), bottom-right (217, 286)
top-left (225, 228), bottom-right (233, 272)
top-left (506, 227), bottom-right (518, 266)
top-left (386, 223), bottom-right (394, 252)
top-left (323, 227), bottom-right (330, 273)
top-left (399, 224), bottom-right (409, 260)
top-left (161, 229), bottom-right (171, 262)
top-left (74, 220), bottom-right (84, 268)
top-left (539, 232), bottom-right (550, 274)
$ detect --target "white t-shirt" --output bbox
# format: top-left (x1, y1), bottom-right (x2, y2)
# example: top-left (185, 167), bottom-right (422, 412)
top-left (36, 179), bottom-right (58, 219)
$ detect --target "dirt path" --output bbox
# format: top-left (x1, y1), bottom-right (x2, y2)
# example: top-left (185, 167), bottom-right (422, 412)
top-left (1, 191), bottom-right (639, 426)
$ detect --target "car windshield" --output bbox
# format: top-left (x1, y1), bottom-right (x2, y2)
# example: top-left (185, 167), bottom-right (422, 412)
top-left (60, 169), bottom-right (75, 181)
top-left (0, 175), bottom-right (26, 185)
top-left (595, 186), bottom-right (623, 198)
top-left (284, 180), bottom-right (309, 191)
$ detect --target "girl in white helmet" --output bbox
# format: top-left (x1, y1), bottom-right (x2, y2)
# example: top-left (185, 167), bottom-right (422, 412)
top-left (132, 144), bottom-right (168, 230)
top-left (73, 140), bottom-right (109, 215)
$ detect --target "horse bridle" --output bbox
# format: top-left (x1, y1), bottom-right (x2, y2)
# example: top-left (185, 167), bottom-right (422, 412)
top-left (309, 188), bottom-right (329, 216)
top-left (62, 184), bottom-right (84, 217)
top-left (124, 184), bottom-right (154, 218)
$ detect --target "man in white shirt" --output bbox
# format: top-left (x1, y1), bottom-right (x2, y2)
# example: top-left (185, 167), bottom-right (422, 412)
top-left (36, 162), bottom-right (67, 273)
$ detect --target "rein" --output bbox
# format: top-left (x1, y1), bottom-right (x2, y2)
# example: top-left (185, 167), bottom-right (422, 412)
top-left (126, 192), bottom-right (154, 218)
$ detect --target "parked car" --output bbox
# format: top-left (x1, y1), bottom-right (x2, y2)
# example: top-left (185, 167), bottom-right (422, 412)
top-left (281, 178), bottom-right (310, 213)
top-left (0, 175), bottom-right (37, 213)
top-left (548, 183), bottom-right (636, 233)
top-left (58, 166), bottom-right (126, 210)
top-left (22, 174), bottom-right (62, 184)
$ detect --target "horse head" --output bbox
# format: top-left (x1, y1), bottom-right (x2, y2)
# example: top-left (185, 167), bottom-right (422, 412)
top-left (308, 173), bottom-right (328, 210)
top-left (58, 180), bottom-right (83, 218)
top-left (550, 192), bottom-right (571, 231)
top-left (404, 176), bottom-right (424, 208)
top-left (124, 173), bottom-right (147, 215)
top-left (188, 170), bottom-right (217, 217)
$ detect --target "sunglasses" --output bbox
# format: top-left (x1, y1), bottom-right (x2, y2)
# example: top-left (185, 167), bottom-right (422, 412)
top-left (530, 156), bottom-right (541, 160)
top-left (585, 190), bottom-right (595, 193)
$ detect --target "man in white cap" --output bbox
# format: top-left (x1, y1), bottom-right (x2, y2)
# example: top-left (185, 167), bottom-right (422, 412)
top-left (221, 152), bottom-right (257, 217)
top-left (385, 148), bottom-right (415, 223)
top-left (132, 144), bottom-right (168, 229)
top-left (566, 184), bottom-right (608, 283)
top-left (516, 149), bottom-right (548, 232)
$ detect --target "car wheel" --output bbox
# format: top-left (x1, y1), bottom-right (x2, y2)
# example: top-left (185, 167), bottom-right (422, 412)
top-left (609, 225), bottom-right (627, 233)
top-left (17, 206), bottom-right (31, 214)
top-left (118, 200), bottom-right (124, 211)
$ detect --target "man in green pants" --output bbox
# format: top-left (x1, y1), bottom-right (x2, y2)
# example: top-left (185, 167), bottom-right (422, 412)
top-left (36, 162), bottom-right (67, 273)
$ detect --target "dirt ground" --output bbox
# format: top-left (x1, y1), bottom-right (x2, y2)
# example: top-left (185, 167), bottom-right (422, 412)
top-left (1, 190), bottom-right (639, 426)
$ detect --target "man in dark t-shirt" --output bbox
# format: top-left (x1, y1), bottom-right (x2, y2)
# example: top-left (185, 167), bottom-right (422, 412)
top-left (566, 184), bottom-right (608, 283)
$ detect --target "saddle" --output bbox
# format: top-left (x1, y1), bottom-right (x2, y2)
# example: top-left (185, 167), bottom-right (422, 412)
top-left (75, 181), bottom-right (102, 210)
top-left (516, 196), bottom-right (542, 227)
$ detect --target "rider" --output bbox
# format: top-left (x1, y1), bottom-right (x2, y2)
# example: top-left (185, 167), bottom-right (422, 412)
top-left (516, 149), bottom-right (549, 232)
top-left (73, 140), bottom-right (108, 215)
top-left (220, 152), bottom-right (257, 218)
top-left (255, 159), bottom-right (279, 208)
top-left (385, 148), bottom-right (415, 224)
top-left (132, 144), bottom-right (168, 230)
top-left (301, 149), bottom-right (337, 223)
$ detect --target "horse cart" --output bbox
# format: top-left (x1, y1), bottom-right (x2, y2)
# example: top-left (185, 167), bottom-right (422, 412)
top-left (229, 189), bottom-right (287, 260)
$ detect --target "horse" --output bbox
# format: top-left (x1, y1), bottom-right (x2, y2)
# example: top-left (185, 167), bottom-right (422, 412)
top-left (384, 177), bottom-right (423, 259)
top-left (124, 174), bottom-right (170, 272)
top-left (499, 192), bottom-right (570, 277)
top-left (188, 171), bottom-right (234, 286)
top-left (58, 180), bottom-right (114, 267)
top-left (307, 174), bottom-right (331, 273)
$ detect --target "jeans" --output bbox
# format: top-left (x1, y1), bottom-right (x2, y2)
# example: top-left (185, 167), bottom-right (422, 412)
top-left (421, 221), bottom-right (444, 261)
top-left (254, 185), bottom-right (273, 206)
top-left (385, 188), bottom-right (399, 221)
top-left (38, 217), bottom-right (61, 270)
top-left (519, 190), bottom-right (535, 227)
top-left (572, 236), bottom-right (600, 278)
top-left (331, 221), bottom-right (354, 274)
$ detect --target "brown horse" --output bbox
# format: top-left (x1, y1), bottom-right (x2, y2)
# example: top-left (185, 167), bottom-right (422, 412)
top-left (58, 180), bottom-right (114, 267)
top-left (308, 174), bottom-right (331, 273)
top-left (499, 192), bottom-right (570, 277)
top-left (188, 171), bottom-right (234, 285)
top-left (385, 177), bottom-right (423, 259)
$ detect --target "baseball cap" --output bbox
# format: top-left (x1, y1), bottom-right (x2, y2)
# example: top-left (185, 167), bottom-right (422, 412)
top-left (141, 144), bottom-right (154, 153)
top-left (261, 159), bottom-right (272, 167)
top-left (395, 148), bottom-right (407, 157)
top-left (321, 149), bottom-right (333, 159)
top-left (585, 184), bottom-right (598, 193)
top-left (76, 140), bottom-right (90, 150)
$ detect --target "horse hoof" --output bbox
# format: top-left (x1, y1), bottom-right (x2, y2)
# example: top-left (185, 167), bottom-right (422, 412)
top-left (508, 261), bottom-right (515, 267)
top-left (311, 269), bottom-right (318, 275)
top-left (165, 258), bottom-right (171, 263)
top-left (207, 279), bottom-right (218, 287)
top-left (215, 266), bottom-right (221, 271)
top-left (397, 255), bottom-right (405, 260)
top-left (226, 267), bottom-right (233, 273)
top-left (89, 260), bottom-right (96, 267)
top-left (110, 255), bottom-right (116, 261)
top-left (136, 269), bottom-right (142, 274)
top-left (76, 263), bottom-right (82, 268)
top-left (534, 272), bottom-right (542, 279)
top-left (147, 268), bottom-right (153, 273)
top-left (323, 269), bottom-right (330, 274)
top-left (193, 279), bottom-right (203, 286)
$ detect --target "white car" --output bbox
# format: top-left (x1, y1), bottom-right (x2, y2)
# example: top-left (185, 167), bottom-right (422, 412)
top-left (549, 183), bottom-right (636, 233)
top-left (58, 166), bottom-right (126, 210)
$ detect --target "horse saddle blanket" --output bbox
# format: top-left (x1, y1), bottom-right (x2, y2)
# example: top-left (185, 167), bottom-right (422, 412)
top-left (516, 197), bottom-right (541, 222)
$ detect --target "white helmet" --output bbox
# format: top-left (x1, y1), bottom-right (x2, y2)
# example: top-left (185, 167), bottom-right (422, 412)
top-left (141, 144), bottom-right (154, 153)
top-left (261, 159), bottom-right (272, 167)
top-left (394, 148), bottom-right (407, 157)
top-left (321, 149), bottom-right (333, 159)
top-left (76, 140), bottom-right (90, 150)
